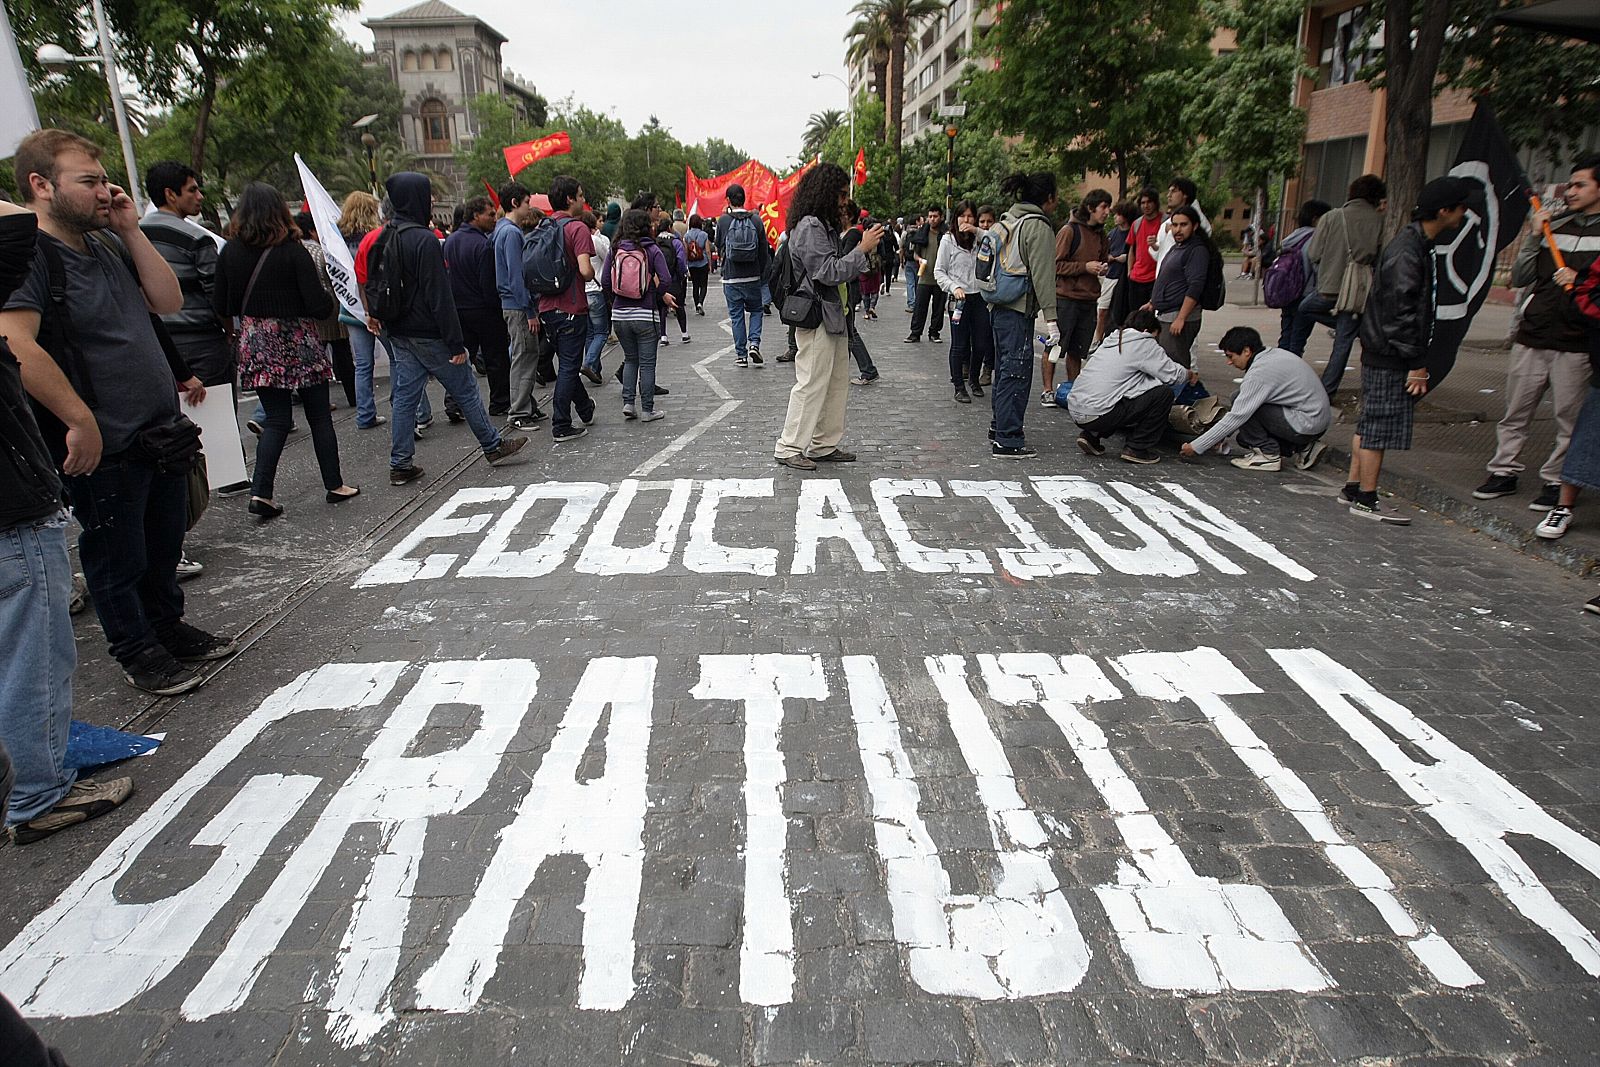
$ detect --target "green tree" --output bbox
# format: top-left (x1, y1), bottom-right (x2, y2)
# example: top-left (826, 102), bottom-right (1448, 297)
top-left (817, 96), bottom-right (893, 216)
top-left (456, 93), bottom-right (540, 191)
top-left (844, 7), bottom-right (893, 110)
top-left (966, 0), bottom-right (1213, 198)
top-left (802, 109), bottom-right (845, 160)
top-left (851, 0), bottom-right (944, 205)
top-left (697, 137), bottom-right (751, 176)
top-left (518, 99), bottom-right (630, 205)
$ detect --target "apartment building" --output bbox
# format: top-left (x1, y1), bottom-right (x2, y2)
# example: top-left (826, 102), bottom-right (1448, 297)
top-left (846, 0), bottom-right (994, 142)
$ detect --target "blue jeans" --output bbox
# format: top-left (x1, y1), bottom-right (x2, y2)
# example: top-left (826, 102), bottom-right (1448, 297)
top-left (990, 306), bottom-right (1034, 449)
top-left (616, 319), bottom-right (660, 412)
top-left (725, 281), bottom-right (764, 357)
top-left (1287, 291), bottom-right (1360, 394)
top-left (0, 512), bottom-right (76, 824)
top-left (583, 290), bottom-right (610, 373)
top-left (903, 263), bottom-right (918, 310)
top-left (538, 309), bottom-right (595, 433)
top-left (349, 325), bottom-right (381, 426)
top-left (63, 456), bottom-right (187, 667)
top-left (386, 334), bottom-right (501, 469)
top-left (847, 315), bottom-right (877, 378)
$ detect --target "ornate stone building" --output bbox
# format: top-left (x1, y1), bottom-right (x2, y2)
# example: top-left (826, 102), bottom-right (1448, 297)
top-left (364, 1), bottom-right (542, 176)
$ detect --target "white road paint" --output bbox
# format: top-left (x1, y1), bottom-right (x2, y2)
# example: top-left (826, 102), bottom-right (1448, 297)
top-left (1113, 648), bottom-right (1481, 987)
top-left (183, 660), bottom-right (539, 1043)
top-left (576, 479), bottom-right (694, 574)
top-left (870, 479), bottom-right (991, 573)
top-left (691, 655), bottom-right (828, 1006)
top-left (1272, 648), bottom-right (1600, 978)
top-left (1030, 477), bottom-right (1198, 577)
top-left (791, 479), bottom-right (886, 574)
top-left (459, 482), bottom-right (609, 578)
top-left (0, 662), bottom-right (407, 1015)
top-left (416, 657), bottom-right (656, 1013)
top-left (847, 655), bottom-right (1091, 997)
top-left (354, 488), bottom-right (515, 587)
top-left (979, 653), bottom-right (1330, 993)
top-left (950, 480), bottom-right (1097, 578)
top-left (628, 342), bottom-right (741, 479)
top-left (1112, 481), bottom-right (1318, 581)
top-left (683, 479), bottom-right (779, 576)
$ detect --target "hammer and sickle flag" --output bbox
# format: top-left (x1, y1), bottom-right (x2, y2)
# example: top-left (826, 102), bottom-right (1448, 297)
top-left (503, 132), bottom-right (572, 177)
top-left (854, 147), bottom-right (868, 187)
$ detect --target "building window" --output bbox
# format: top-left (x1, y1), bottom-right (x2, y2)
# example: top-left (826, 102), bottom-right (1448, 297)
top-left (401, 50), bottom-right (417, 72)
top-left (919, 60), bottom-right (940, 93)
top-left (436, 47), bottom-right (453, 71)
top-left (419, 48), bottom-right (435, 71)
top-left (948, 0), bottom-right (967, 20)
top-left (421, 98), bottom-right (451, 153)
top-left (1223, 208), bottom-right (1235, 220)
top-left (1303, 135), bottom-right (1369, 206)
top-left (1317, 5), bottom-right (1380, 89)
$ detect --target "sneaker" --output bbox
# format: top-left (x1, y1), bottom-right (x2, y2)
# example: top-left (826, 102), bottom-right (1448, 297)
top-left (1348, 498), bottom-right (1413, 525)
top-left (853, 375), bottom-right (880, 386)
top-left (1530, 484), bottom-right (1563, 512)
top-left (123, 646), bottom-right (204, 696)
top-left (445, 406), bottom-right (466, 424)
top-left (695, 305), bottom-right (704, 315)
top-left (357, 415), bottom-right (389, 429)
top-left (991, 444), bottom-right (1037, 459)
top-left (484, 435), bottom-right (529, 466)
top-left (553, 427), bottom-right (589, 444)
top-left (390, 465), bottom-right (425, 486)
top-left (1120, 448), bottom-right (1160, 465)
top-left (1230, 448), bottom-right (1282, 472)
top-left (749, 349), bottom-right (764, 365)
top-left (640, 409), bottom-right (664, 422)
top-left (979, 368), bottom-right (992, 386)
top-left (929, 333), bottom-right (941, 343)
top-left (1076, 431), bottom-right (1105, 457)
top-left (622, 403), bottom-right (637, 420)
top-left (970, 384), bottom-right (984, 398)
top-left (1585, 592), bottom-right (1600, 616)
top-left (735, 355), bottom-right (749, 367)
top-left (175, 556), bottom-right (204, 581)
top-left (1535, 506), bottom-right (1574, 540)
top-left (954, 388), bottom-right (972, 404)
top-left (1334, 483), bottom-right (1360, 504)
top-left (246, 419), bottom-right (263, 436)
top-left (775, 454), bottom-right (817, 471)
top-left (778, 351), bottom-right (796, 363)
top-left (681, 334), bottom-right (691, 344)
top-left (1473, 474), bottom-right (1519, 500)
top-left (660, 336), bottom-right (671, 346)
top-left (903, 335), bottom-right (921, 343)
top-left (416, 417), bottom-right (434, 432)
top-left (69, 573), bottom-right (87, 616)
top-left (653, 385), bottom-right (671, 395)
top-left (1039, 391), bottom-right (1057, 407)
top-left (9, 777), bottom-right (135, 845)
top-left (507, 413), bottom-right (545, 431)
top-left (578, 409), bottom-right (598, 427)
top-left (160, 621), bottom-right (236, 662)
top-left (1294, 440), bottom-right (1328, 471)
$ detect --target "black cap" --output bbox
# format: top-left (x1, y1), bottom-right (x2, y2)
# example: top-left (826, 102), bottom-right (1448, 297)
top-left (1413, 176), bottom-right (1474, 219)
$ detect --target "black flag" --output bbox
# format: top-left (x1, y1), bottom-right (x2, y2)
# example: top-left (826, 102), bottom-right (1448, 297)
top-left (1426, 102), bottom-right (1530, 385)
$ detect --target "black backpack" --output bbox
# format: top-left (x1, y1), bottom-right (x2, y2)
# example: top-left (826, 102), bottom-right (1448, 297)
top-left (363, 219), bottom-right (419, 321)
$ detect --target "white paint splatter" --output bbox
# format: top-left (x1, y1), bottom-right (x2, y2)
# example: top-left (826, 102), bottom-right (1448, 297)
top-left (791, 479), bottom-right (885, 574)
top-left (576, 480), bottom-right (694, 575)
top-left (459, 482), bottom-right (609, 578)
top-left (870, 479), bottom-right (991, 574)
top-left (682, 479), bottom-right (779, 576)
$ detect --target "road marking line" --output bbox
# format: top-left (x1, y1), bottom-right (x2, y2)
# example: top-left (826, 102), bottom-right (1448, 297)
top-left (629, 342), bottom-right (742, 478)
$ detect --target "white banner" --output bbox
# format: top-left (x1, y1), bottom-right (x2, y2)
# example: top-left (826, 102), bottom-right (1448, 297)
top-left (0, 4), bottom-right (40, 158)
top-left (293, 154), bottom-right (364, 322)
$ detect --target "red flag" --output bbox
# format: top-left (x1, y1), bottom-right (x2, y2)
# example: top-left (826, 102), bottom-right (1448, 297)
top-left (853, 147), bottom-right (868, 187)
top-left (684, 160), bottom-right (780, 218)
top-left (503, 132), bottom-right (572, 176)
top-left (481, 180), bottom-right (501, 210)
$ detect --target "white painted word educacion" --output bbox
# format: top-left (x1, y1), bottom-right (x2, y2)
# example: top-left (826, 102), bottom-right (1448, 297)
top-left (353, 476), bottom-right (1315, 586)
top-left (5, 648), bottom-right (1597, 1048)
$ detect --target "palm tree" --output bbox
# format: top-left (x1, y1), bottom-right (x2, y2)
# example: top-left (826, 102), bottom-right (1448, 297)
top-left (802, 109), bottom-right (845, 159)
top-left (844, 9), bottom-right (893, 108)
top-left (850, 0), bottom-right (943, 206)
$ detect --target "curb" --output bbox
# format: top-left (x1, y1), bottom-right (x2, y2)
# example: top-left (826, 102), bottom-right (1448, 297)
top-left (1324, 444), bottom-right (1600, 578)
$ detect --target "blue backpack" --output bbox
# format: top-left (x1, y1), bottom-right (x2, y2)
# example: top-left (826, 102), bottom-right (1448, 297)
top-left (724, 212), bottom-right (762, 265)
top-left (974, 212), bottom-right (1046, 306)
top-left (522, 215), bottom-right (577, 296)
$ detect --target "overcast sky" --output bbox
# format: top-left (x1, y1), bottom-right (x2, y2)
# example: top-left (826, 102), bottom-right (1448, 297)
top-left (340, 1), bottom-right (861, 168)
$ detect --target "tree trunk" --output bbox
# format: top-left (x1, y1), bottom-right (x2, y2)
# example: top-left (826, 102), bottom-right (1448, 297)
top-left (872, 55), bottom-right (888, 106)
top-left (190, 68), bottom-right (216, 178)
top-left (1114, 149), bottom-right (1128, 200)
top-left (889, 30), bottom-right (907, 207)
top-left (1382, 0), bottom-right (1451, 241)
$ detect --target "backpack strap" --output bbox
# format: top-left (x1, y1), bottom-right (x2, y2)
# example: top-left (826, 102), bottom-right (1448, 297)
top-left (239, 245), bottom-right (273, 316)
top-left (36, 240), bottom-right (99, 410)
top-left (1067, 221), bottom-right (1082, 260)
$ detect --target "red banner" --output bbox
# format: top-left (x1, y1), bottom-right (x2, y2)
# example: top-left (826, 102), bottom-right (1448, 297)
top-left (853, 147), bottom-right (868, 187)
top-left (503, 132), bottom-right (572, 176)
top-left (685, 160), bottom-right (779, 219)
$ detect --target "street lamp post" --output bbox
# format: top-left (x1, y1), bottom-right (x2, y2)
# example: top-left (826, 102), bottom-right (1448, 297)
top-left (352, 114), bottom-right (381, 198)
top-left (37, 0), bottom-right (143, 213)
top-left (810, 72), bottom-right (854, 153)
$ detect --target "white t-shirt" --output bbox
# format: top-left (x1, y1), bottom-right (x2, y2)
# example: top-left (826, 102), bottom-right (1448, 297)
top-left (586, 231), bottom-right (611, 294)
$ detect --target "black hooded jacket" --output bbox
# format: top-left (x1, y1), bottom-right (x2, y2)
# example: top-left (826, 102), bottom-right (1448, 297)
top-left (382, 173), bottom-right (464, 352)
top-left (0, 212), bottom-right (62, 527)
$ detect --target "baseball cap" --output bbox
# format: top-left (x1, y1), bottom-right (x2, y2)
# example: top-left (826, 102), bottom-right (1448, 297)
top-left (1413, 176), bottom-right (1474, 219)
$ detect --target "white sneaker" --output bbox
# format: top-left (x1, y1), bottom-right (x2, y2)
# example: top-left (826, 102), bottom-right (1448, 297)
top-left (639, 409), bottom-right (665, 422)
top-left (1535, 506), bottom-right (1574, 540)
top-left (1230, 448), bottom-right (1282, 472)
top-left (1294, 441), bottom-right (1328, 471)
top-left (1039, 390), bottom-right (1057, 407)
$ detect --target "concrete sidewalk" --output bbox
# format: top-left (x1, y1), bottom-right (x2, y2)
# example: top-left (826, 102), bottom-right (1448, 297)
top-left (1196, 267), bottom-right (1600, 576)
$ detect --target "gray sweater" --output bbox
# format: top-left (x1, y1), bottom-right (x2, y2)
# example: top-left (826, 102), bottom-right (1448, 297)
top-left (1067, 328), bottom-right (1189, 422)
top-left (790, 215), bottom-right (869, 335)
top-left (1190, 347), bottom-right (1333, 454)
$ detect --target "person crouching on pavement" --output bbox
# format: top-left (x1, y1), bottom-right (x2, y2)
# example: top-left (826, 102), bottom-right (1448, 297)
top-left (1067, 308), bottom-right (1195, 465)
top-left (1181, 326), bottom-right (1333, 471)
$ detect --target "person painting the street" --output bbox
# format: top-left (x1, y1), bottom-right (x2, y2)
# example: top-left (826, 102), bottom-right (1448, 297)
top-left (773, 162), bottom-right (883, 471)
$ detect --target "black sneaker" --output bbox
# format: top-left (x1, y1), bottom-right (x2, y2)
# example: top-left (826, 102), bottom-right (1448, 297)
top-left (553, 427), bottom-right (589, 444)
top-left (929, 333), bottom-right (941, 342)
top-left (653, 385), bottom-right (671, 396)
top-left (954, 389), bottom-right (972, 404)
top-left (991, 443), bottom-right (1037, 459)
top-left (485, 435), bottom-right (529, 466)
top-left (508, 414), bottom-right (544, 431)
top-left (9, 777), bottom-right (135, 845)
top-left (445, 405), bottom-right (466, 424)
top-left (1077, 431), bottom-right (1105, 457)
top-left (1472, 474), bottom-right (1518, 500)
top-left (1530, 484), bottom-right (1563, 512)
top-left (1586, 592), bottom-right (1600, 616)
top-left (749, 349), bottom-right (764, 365)
top-left (123, 646), bottom-right (204, 696)
top-left (735, 355), bottom-right (749, 367)
top-left (160, 621), bottom-right (236, 662)
top-left (778, 351), bottom-right (796, 363)
top-left (390, 465), bottom-right (425, 486)
top-left (1120, 448), bottom-right (1160, 465)
top-left (903, 335), bottom-right (920, 343)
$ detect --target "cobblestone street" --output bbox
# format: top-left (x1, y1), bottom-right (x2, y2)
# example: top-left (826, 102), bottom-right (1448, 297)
top-left (3, 286), bottom-right (1598, 1066)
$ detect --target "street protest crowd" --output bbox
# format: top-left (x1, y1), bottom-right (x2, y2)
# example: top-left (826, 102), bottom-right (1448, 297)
top-left (2, 122), bottom-right (1600, 861)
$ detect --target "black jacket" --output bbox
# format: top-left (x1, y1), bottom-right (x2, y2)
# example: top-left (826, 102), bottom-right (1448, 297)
top-left (0, 213), bottom-right (62, 527)
top-left (381, 173), bottom-right (464, 352)
top-left (1359, 223), bottom-right (1435, 371)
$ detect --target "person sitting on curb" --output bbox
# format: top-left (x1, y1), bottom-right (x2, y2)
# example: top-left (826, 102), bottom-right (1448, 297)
top-left (1181, 326), bottom-right (1333, 471)
top-left (1066, 308), bottom-right (1194, 465)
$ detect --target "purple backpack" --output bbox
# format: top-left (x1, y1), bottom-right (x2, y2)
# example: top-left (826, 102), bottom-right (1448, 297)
top-left (1263, 231), bottom-right (1310, 309)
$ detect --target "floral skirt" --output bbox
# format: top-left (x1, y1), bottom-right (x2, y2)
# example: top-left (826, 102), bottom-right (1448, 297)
top-left (237, 316), bottom-right (333, 391)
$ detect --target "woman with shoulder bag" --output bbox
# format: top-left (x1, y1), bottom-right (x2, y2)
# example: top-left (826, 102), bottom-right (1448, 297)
top-left (214, 183), bottom-right (358, 519)
top-left (773, 163), bottom-right (882, 470)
